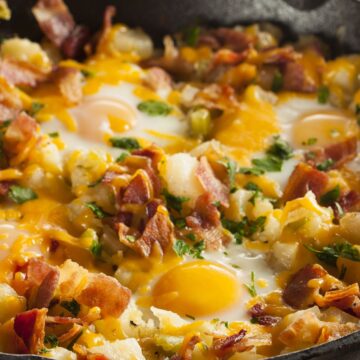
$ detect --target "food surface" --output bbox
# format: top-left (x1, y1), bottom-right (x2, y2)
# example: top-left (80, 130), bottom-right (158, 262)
top-left (0, 1), bottom-right (359, 359)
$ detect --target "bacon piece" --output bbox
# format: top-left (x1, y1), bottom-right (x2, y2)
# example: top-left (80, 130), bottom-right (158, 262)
top-left (306, 137), bottom-right (357, 170)
top-left (14, 308), bottom-right (47, 354)
top-left (4, 112), bottom-right (38, 157)
top-left (62, 25), bottom-right (90, 59)
top-left (282, 163), bottom-right (328, 203)
top-left (196, 156), bottom-right (229, 207)
top-left (260, 46), bottom-right (299, 65)
top-left (186, 192), bottom-right (231, 250)
top-left (32, 0), bottom-right (75, 47)
top-left (198, 34), bottom-right (221, 50)
top-left (134, 206), bottom-right (174, 257)
top-left (208, 28), bottom-right (253, 52)
top-left (213, 49), bottom-right (249, 66)
top-left (248, 303), bottom-right (281, 326)
top-left (143, 67), bottom-right (172, 92)
top-left (171, 335), bottom-right (201, 360)
top-left (282, 61), bottom-right (317, 93)
top-left (212, 330), bottom-right (248, 357)
top-left (121, 171), bottom-right (152, 205)
top-left (283, 264), bottom-right (327, 309)
top-left (324, 137), bottom-right (357, 167)
top-left (33, 266), bottom-right (60, 308)
top-left (46, 315), bottom-right (83, 325)
top-left (52, 66), bottom-right (83, 103)
top-left (0, 59), bottom-right (47, 87)
top-left (76, 273), bottom-right (131, 318)
top-left (337, 191), bottom-right (360, 213)
top-left (0, 180), bottom-right (11, 196)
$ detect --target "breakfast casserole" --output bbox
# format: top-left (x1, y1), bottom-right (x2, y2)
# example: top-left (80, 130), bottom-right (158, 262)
top-left (0, 1), bottom-right (359, 359)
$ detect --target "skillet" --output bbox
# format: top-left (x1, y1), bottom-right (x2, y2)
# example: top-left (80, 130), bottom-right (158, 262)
top-left (0, 0), bottom-right (359, 359)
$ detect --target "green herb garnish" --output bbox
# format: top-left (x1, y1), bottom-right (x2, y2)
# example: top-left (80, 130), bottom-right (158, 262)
top-left (320, 185), bottom-right (340, 206)
top-left (317, 86), bottom-right (330, 104)
top-left (302, 137), bottom-right (317, 146)
top-left (305, 242), bottom-right (360, 267)
top-left (44, 334), bottom-right (59, 348)
top-left (316, 158), bottom-right (334, 171)
top-left (271, 71), bottom-right (283, 93)
top-left (173, 239), bottom-right (205, 259)
top-left (86, 202), bottom-right (108, 219)
top-left (162, 189), bottom-right (189, 213)
top-left (60, 299), bottom-right (80, 317)
top-left (244, 271), bottom-right (257, 297)
top-left (8, 185), bottom-right (37, 204)
top-left (183, 26), bottom-right (200, 47)
top-left (137, 100), bottom-right (172, 116)
top-left (110, 137), bottom-right (140, 150)
top-left (90, 239), bottom-right (102, 257)
top-left (28, 102), bottom-right (44, 116)
top-left (48, 132), bottom-right (59, 138)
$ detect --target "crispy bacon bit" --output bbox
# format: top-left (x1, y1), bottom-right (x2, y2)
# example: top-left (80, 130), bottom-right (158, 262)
top-left (306, 137), bottom-right (358, 170)
top-left (248, 303), bottom-right (281, 326)
top-left (282, 61), bottom-right (317, 93)
top-left (46, 315), bottom-right (83, 325)
top-left (4, 112), bottom-right (38, 157)
top-left (213, 48), bottom-right (249, 66)
top-left (196, 156), bottom-right (229, 207)
top-left (57, 323), bottom-right (83, 343)
top-left (337, 191), bottom-right (360, 214)
top-left (208, 28), bottom-right (253, 52)
top-left (260, 46), bottom-right (299, 65)
top-left (143, 67), bottom-right (172, 92)
top-left (33, 266), bottom-right (60, 308)
top-left (62, 25), bottom-right (90, 59)
top-left (171, 335), bottom-right (201, 360)
top-left (134, 206), bottom-right (174, 257)
top-left (212, 330), bottom-right (248, 357)
top-left (324, 137), bottom-right (357, 168)
top-left (186, 192), bottom-right (231, 250)
top-left (52, 66), bottom-right (83, 103)
top-left (32, 0), bottom-right (75, 47)
top-left (283, 264), bottom-right (327, 309)
top-left (282, 162), bottom-right (328, 203)
top-left (0, 59), bottom-right (47, 87)
top-left (0, 180), bottom-right (11, 196)
top-left (14, 308), bottom-right (47, 354)
top-left (121, 171), bottom-right (152, 205)
top-left (76, 273), bottom-right (131, 318)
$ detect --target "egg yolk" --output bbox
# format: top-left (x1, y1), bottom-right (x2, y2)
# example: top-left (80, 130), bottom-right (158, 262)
top-left (152, 260), bottom-right (240, 317)
top-left (293, 109), bottom-right (358, 148)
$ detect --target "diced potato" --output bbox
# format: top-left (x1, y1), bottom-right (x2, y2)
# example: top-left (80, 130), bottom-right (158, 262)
top-left (0, 283), bottom-right (26, 323)
top-left (1, 38), bottom-right (52, 72)
top-left (160, 153), bottom-right (204, 206)
top-left (89, 339), bottom-right (146, 360)
top-left (44, 347), bottom-right (77, 360)
top-left (339, 212), bottom-right (360, 244)
top-left (225, 189), bottom-right (252, 221)
top-left (270, 242), bottom-right (299, 271)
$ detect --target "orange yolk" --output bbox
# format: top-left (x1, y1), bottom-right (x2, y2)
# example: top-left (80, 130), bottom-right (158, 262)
top-left (292, 109), bottom-right (358, 148)
top-left (152, 260), bottom-right (240, 317)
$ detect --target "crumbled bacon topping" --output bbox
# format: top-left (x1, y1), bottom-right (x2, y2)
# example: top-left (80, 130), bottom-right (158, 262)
top-left (212, 329), bottom-right (248, 357)
top-left (283, 264), bottom-right (328, 309)
top-left (282, 163), bottom-right (328, 203)
top-left (14, 308), bottom-right (47, 354)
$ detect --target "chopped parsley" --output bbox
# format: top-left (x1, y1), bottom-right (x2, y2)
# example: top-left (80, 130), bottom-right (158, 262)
top-left (271, 71), bottom-right (283, 93)
top-left (60, 299), bottom-right (80, 317)
top-left (317, 86), bottom-right (330, 104)
top-left (320, 185), bottom-right (340, 206)
top-left (44, 334), bottom-right (59, 348)
top-left (218, 157), bottom-right (238, 191)
top-left (162, 189), bottom-right (189, 213)
top-left (245, 182), bottom-right (263, 205)
top-left (90, 239), bottom-right (102, 257)
top-left (183, 26), bottom-right (200, 47)
top-left (244, 271), bottom-right (257, 297)
top-left (116, 152), bottom-right (129, 162)
top-left (302, 137), bottom-right (317, 146)
top-left (137, 100), bottom-right (172, 116)
top-left (238, 167), bottom-right (265, 176)
top-left (110, 137), bottom-right (140, 150)
top-left (81, 69), bottom-right (96, 78)
top-left (8, 185), bottom-right (37, 204)
top-left (305, 242), bottom-right (360, 267)
top-left (173, 217), bottom-right (186, 229)
top-left (267, 136), bottom-right (293, 160)
top-left (28, 102), bottom-right (44, 116)
top-left (173, 239), bottom-right (205, 259)
top-left (125, 235), bottom-right (136, 243)
top-left (48, 131), bottom-right (59, 138)
top-left (316, 158), bottom-right (334, 171)
top-left (86, 202), bottom-right (108, 219)
top-left (222, 216), bottom-right (266, 244)
top-left (251, 156), bottom-right (283, 172)
top-left (39, 348), bottom-right (50, 354)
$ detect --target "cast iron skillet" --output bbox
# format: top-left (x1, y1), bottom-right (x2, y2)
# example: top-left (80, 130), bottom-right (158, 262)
top-left (0, 0), bottom-right (360, 359)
